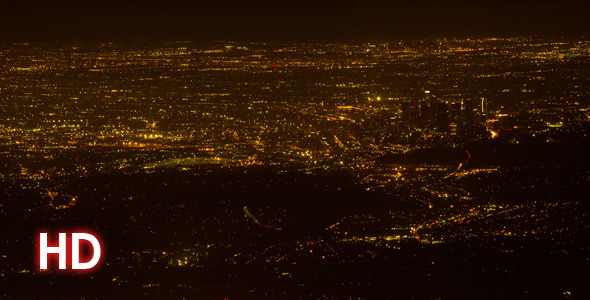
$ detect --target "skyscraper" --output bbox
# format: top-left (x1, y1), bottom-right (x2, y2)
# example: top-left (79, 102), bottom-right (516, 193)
top-left (401, 100), bottom-right (411, 124)
top-left (481, 97), bottom-right (488, 118)
top-left (463, 98), bottom-right (474, 126)
top-left (436, 101), bottom-right (450, 132)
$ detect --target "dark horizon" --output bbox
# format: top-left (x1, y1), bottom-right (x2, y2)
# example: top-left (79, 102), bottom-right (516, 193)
top-left (1, 0), bottom-right (589, 42)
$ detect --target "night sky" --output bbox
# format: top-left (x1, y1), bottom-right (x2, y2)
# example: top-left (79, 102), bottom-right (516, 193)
top-left (1, 0), bottom-right (589, 41)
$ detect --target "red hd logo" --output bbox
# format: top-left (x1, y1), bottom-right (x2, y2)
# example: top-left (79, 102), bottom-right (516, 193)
top-left (37, 231), bottom-right (103, 272)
